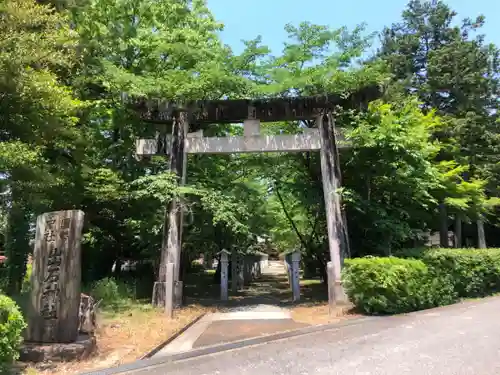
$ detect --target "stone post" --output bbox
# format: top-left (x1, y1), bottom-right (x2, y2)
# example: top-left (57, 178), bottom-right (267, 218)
top-left (327, 260), bottom-right (349, 314)
top-left (27, 210), bottom-right (84, 344)
top-left (231, 251), bottom-right (243, 292)
top-left (291, 251), bottom-right (301, 302)
top-left (219, 250), bottom-right (230, 301)
top-left (243, 255), bottom-right (253, 286)
top-left (204, 252), bottom-right (214, 269)
top-left (165, 262), bottom-right (175, 319)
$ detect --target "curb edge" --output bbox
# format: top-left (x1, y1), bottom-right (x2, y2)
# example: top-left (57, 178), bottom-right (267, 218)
top-left (139, 312), bottom-right (207, 360)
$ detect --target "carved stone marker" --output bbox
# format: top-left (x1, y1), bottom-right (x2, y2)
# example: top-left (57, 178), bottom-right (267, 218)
top-left (27, 210), bottom-right (84, 343)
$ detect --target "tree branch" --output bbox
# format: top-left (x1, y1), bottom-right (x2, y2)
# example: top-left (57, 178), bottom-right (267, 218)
top-left (274, 182), bottom-right (309, 249)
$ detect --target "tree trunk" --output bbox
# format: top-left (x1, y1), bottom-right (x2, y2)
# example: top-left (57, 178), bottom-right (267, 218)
top-left (439, 202), bottom-right (449, 248)
top-left (454, 215), bottom-right (462, 248)
top-left (6, 178), bottom-right (30, 296)
top-left (477, 218), bottom-right (487, 249)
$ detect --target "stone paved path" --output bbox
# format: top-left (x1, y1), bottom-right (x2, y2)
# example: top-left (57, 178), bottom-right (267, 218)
top-left (184, 259), bottom-right (294, 308)
top-left (154, 261), bottom-right (305, 357)
top-left (155, 303), bottom-right (305, 357)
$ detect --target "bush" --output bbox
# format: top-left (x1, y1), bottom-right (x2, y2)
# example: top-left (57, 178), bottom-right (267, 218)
top-left (394, 247), bottom-right (500, 298)
top-left (0, 294), bottom-right (26, 371)
top-left (344, 248), bottom-right (500, 315)
top-left (342, 256), bottom-right (455, 315)
top-left (91, 277), bottom-right (121, 307)
top-left (91, 277), bottom-right (133, 308)
top-left (422, 249), bottom-right (500, 298)
top-left (0, 266), bottom-right (8, 293)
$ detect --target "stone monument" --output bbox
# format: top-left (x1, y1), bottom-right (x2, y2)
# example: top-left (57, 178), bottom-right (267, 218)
top-left (20, 210), bottom-right (96, 363)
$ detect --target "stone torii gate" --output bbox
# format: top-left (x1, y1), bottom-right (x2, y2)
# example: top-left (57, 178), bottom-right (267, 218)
top-left (132, 86), bottom-right (380, 317)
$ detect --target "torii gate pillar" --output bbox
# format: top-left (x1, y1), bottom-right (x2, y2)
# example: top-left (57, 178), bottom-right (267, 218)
top-left (318, 113), bottom-right (350, 304)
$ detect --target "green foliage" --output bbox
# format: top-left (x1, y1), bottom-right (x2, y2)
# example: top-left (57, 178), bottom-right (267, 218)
top-left (404, 248), bottom-right (500, 298)
top-left (0, 294), bottom-right (27, 370)
top-left (0, 266), bottom-right (8, 294)
top-left (380, 0), bottom-right (500, 225)
top-left (21, 263), bottom-right (32, 294)
top-left (343, 99), bottom-right (444, 254)
top-left (345, 248), bottom-right (500, 315)
top-left (342, 257), bottom-right (455, 314)
top-left (90, 277), bottom-right (129, 308)
top-left (1, 0), bottom-right (499, 303)
top-left (424, 249), bottom-right (500, 297)
top-left (0, 0), bottom-right (81, 294)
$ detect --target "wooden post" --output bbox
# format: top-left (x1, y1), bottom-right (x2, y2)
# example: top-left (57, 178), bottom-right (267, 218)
top-left (176, 112), bottom-right (189, 306)
top-left (318, 113), bottom-right (347, 304)
top-left (157, 111), bottom-right (187, 310)
top-left (27, 210), bottom-right (84, 343)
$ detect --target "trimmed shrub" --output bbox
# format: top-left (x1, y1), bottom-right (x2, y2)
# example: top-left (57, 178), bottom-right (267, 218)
top-left (344, 248), bottom-right (500, 315)
top-left (422, 249), bottom-right (500, 298)
top-left (0, 294), bottom-right (27, 371)
top-left (394, 247), bottom-right (500, 298)
top-left (342, 256), bottom-right (455, 314)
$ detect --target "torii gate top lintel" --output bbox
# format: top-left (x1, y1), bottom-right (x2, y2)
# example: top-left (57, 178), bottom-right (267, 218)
top-left (129, 84), bottom-right (381, 125)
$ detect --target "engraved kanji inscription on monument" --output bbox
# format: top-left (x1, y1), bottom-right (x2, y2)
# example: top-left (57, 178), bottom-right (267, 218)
top-left (26, 210), bottom-right (84, 343)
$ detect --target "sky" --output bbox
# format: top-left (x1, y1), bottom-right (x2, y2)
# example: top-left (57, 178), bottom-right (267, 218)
top-left (206, 0), bottom-right (500, 55)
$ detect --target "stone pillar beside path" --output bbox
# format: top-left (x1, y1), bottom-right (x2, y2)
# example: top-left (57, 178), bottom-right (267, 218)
top-left (219, 250), bottom-right (230, 301)
top-left (284, 253), bottom-right (292, 286)
top-left (231, 251), bottom-right (244, 292)
top-left (290, 251), bottom-right (301, 302)
top-left (203, 252), bottom-right (214, 270)
top-left (260, 253), bottom-right (269, 270)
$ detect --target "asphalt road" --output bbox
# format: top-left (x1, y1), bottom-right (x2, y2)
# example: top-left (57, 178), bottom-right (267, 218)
top-left (124, 297), bottom-right (500, 375)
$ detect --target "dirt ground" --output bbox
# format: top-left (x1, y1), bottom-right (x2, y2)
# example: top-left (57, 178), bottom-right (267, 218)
top-left (21, 303), bottom-right (213, 375)
top-left (291, 303), bottom-right (358, 325)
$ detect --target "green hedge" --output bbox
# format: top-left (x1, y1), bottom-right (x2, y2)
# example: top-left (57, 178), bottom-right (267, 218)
top-left (342, 257), bottom-right (455, 314)
top-left (0, 294), bottom-right (26, 371)
top-left (343, 248), bottom-right (500, 315)
top-left (403, 248), bottom-right (500, 298)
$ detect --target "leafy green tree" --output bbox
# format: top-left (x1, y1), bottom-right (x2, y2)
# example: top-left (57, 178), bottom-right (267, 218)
top-left (379, 0), bottom-right (500, 247)
top-left (0, 0), bottom-right (81, 293)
